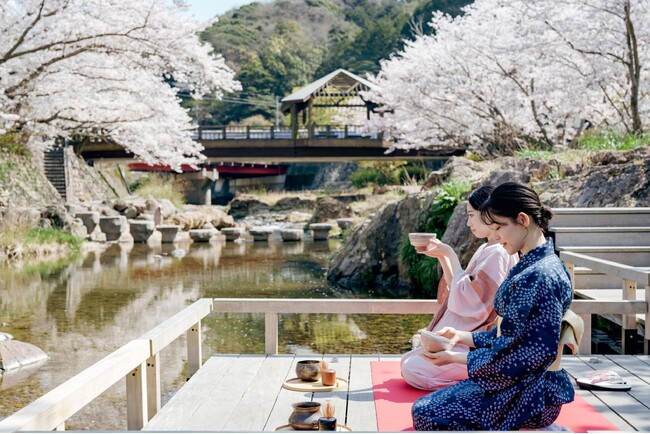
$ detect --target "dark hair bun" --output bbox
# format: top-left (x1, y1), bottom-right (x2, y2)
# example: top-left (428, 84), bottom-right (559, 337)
top-left (539, 206), bottom-right (553, 230)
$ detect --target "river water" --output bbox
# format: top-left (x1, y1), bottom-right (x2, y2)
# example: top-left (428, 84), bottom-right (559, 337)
top-left (0, 238), bottom-right (429, 429)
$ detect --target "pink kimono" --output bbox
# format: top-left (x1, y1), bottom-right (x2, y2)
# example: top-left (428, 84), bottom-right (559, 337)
top-left (401, 242), bottom-right (518, 391)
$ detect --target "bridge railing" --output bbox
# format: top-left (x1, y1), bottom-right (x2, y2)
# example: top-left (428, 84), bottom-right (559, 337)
top-left (192, 125), bottom-right (381, 141)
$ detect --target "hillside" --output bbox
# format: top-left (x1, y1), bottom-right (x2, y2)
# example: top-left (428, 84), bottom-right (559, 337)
top-left (196, 0), bottom-right (472, 125)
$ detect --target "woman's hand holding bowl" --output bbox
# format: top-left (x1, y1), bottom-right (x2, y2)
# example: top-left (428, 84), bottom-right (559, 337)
top-left (415, 238), bottom-right (454, 259)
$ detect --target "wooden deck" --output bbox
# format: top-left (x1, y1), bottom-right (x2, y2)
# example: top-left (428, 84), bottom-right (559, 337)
top-left (142, 354), bottom-right (650, 432)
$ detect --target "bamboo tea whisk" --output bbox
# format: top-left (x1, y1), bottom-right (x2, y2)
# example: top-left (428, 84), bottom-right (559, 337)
top-left (323, 400), bottom-right (335, 418)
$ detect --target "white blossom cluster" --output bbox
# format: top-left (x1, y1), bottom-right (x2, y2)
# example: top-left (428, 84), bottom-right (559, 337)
top-left (0, 0), bottom-right (239, 168)
top-left (366, 0), bottom-right (650, 152)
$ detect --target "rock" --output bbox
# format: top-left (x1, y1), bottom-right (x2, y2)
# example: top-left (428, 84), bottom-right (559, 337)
top-left (281, 229), bottom-right (304, 241)
top-left (283, 211), bottom-right (311, 223)
top-left (327, 192), bottom-right (435, 294)
top-left (43, 205), bottom-right (72, 229)
top-left (158, 199), bottom-right (178, 219)
top-left (0, 340), bottom-right (48, 371)
top-left (113, 199), bottom-right (128, 212)
top-left (145, 198), bottom-right (161, 213)
top-left (310, 223), bottom-right (335, 241)
top-left (157, 224), bottom-right (181, 243)
top-left (123, 206), bottom-right (138, 219)
top-left (270, 197), bottom-right (316, 212)
top-left (75, 211), bottom-right (100, 234)
top-left (422, 157), bottom-right (483, 188)
top-left (67, 217), bottom-right (88, 239)
top-left (170, 208), bottom-right (234, 231)
top-left (189, 229), bottom-right (217, 242)
top-left (228, 198), bottom-right (270, 219)
top-left (0, 332), bottom-right (13, 341)
top-left (309, 197), bottom-right (352, 223)
top-left (221, 227), bottom-right (244, 241)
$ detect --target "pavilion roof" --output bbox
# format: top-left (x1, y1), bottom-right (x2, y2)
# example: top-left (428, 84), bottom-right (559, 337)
top-left (280, 69), bottom-right (378, 113)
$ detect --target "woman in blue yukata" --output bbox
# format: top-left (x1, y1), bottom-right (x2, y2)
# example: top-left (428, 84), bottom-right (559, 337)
top-left (411, 182), bottom-right (574, 431)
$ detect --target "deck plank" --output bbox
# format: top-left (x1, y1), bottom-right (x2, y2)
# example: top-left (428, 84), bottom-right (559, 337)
top-left (222, 355), bottom-right (295, 431)
top-left (185, 355), bottom-right (268, 431)
top-left (345, 355), bottom-right (379, 431)
top-left (142, 354), bottom-right (650, 432)
top-left (561, 355), bottom-right (634, 431)
top-left (575, 354), bottom-right (650, 431)
top-left (263, 355), bottom-right (314, 431)
top-left (142, 355), bottom-right (239, 431)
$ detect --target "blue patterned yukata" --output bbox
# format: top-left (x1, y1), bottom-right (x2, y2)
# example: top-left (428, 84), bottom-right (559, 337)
top-left (412, 238), bottom-right (574, 431)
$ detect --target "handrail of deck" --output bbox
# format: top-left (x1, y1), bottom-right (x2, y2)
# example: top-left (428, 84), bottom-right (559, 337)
top-left (1, 294), bottom-right (647, 432)
top-left (560, 251), bottom-right (650, 354)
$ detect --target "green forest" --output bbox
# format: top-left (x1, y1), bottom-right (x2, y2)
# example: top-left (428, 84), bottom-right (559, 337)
top-left (192, 0), bottom-right (472, 126)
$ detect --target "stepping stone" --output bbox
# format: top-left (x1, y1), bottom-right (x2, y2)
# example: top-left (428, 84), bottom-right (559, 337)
top-left (310, 223), bottom-right (335, 241)
top-left (281, 229), bottom-right (304, 242)
top-left (158, 224), bottom-right (182, 243)
top-left (129, 220), bottom-right (158, 243)
top-left (221, 227), bottom-right (244, 241)
top-left (249, 227), bottom-right (273, 242)
top-left (189, 229), bottom-right (217, 242)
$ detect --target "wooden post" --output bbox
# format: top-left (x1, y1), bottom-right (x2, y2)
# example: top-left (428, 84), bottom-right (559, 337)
top-left (578, 314), bottom-right (592, 354)
top-left (622, 279), bottom-right (638, 354)
top-left (265, 312), bottom-right (279, 355)
top-left (197, 126), bottom-right (202, 141)
top-left (221, 126), bottom-right (227, 140)
top-left (187, 321), bottom-right (202, 378)
top-left (246, 125), bottom-right (251, 139)
top-left (344, 125), bottom-right (349, 138)
top-left (126, 363), bottom-right (148, 430)
top-left (146, 353), bottom-right (161, 421)
top-left (270, 125), bottom-right (275, 139)
top-left (291, 105), bottom-right (298, 142)
top-left (565, 262), bottom-right (575, 289)
top-left (646, 285), bottom-right (650, 355)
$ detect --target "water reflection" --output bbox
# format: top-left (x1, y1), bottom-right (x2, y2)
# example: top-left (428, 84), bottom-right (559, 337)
top-left (0, 238), bottom-right (429, 429)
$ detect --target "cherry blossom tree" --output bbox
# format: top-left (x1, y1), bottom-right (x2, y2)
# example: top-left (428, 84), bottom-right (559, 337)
top-left (0, 0), bottom-right (239, 168)
top-left (367, 0), bottom-right (649, 153)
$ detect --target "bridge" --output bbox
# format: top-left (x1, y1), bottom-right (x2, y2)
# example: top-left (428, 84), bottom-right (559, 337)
top-left (79, 124), bottom-right (464, 163)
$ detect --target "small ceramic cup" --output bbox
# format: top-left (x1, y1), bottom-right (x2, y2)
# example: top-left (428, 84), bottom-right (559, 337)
top-left (321, 368), bottom-right (337, 386)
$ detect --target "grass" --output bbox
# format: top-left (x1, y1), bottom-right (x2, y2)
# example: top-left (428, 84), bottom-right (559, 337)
top-left (0, 209), bottom-right (83, 264)
top-left (577, 130), bottom-right (650, 152)
top-left (0, 130), bottom-right (30, 156)
top-left (131, 174), bottom-right (186, 208)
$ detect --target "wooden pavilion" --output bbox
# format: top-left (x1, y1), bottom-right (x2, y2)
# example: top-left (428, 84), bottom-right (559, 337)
top-left (280, 69), bottom-right (379, 140)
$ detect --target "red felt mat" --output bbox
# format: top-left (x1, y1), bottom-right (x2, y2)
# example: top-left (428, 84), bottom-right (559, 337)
top-left (370, 361), bottom-right (620, 432)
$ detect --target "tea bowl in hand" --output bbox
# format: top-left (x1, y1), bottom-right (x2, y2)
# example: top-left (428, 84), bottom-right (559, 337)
top-left (408, 232), bottom-right (437, 248)
top-left (420, 330), bottom-right (454, 353)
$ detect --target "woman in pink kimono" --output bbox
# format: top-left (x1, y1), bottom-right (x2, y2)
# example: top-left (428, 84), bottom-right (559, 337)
top-left (401, 186), bottom-right (518, 391)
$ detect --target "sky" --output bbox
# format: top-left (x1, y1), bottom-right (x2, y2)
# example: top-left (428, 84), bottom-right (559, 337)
top-left (181, 0), bottom-right (269, 19)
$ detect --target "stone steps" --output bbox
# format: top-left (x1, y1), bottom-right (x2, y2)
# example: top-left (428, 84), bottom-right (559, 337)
top-left (551, 226), bottom-right (650, 247)
top-left (550, 207), bottom-right (650, 228)
top-left (43, 147), bottom-right (67, 200)
top-left (556, 246), bottom-right (650, 267)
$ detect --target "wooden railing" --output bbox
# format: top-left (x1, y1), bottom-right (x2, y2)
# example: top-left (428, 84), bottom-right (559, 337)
top-left (561, 251), bottom-right (650, 354)
top-left (193, 125), bottom-right (381, 141)
top-left (1, 289), bottom-right (647, 432)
